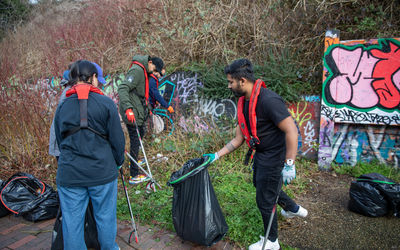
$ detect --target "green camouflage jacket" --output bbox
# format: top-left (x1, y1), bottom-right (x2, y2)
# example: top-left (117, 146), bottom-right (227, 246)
top-left (118, 55), bottom-right (152, 126)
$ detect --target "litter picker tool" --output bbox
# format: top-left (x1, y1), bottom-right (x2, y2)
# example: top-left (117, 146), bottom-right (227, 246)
top-left (130, 116), bottom-right (157, 191)
top-left (262, 176), bottom-right (283, 250)
top-left (125, 151), bottom-right (162, 190)
top-left (119, 167), bottom-right (139, 244)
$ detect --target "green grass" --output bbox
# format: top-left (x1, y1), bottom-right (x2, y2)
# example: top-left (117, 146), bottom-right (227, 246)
top-left (332, 161), bottom-right (400, 183)
top-left (116, 126), bottom-right (398, 249)
top-left (116, 126), bottom-right (313, 248)
top-left (116, 159), bottom-right (306, 249)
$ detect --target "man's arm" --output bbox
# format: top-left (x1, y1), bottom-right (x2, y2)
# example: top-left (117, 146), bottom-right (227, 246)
top-left (277, 116), bottom-right (298, 161)
top-left (216, 124), bottom-right (245, 158)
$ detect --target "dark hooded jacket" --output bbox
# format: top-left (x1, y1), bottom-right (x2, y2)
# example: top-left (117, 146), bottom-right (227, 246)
top-left (54, 88), bottom-right (125, 187)
top-left (118, 55), bottom-right (152, 126)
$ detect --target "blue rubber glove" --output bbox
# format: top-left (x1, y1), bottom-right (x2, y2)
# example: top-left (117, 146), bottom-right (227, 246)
top-left (282, 162), bottom-right (296, 185)
top-left (203, 152), bottom-right (219, 163)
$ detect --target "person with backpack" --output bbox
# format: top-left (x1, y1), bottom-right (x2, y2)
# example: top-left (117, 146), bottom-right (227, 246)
top-left (54, 60), bottom-right (125, 250)
top-left (49, 62), bottom-right (107, 161)
top-left (204, 59), bottom-right (308, 250)
top-left (118, 55), bottom-right (164, 184)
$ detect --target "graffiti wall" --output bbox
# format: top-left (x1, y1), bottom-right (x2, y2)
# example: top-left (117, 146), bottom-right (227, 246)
top-left (160, 71), bottom-right (237, 133)
top-left (332, 125), bottom-right (399, 167)
top-left (41, 54), bottom-right (400, 169)
top-left (288, 96), bottom-right (321, 159)
top-left (40, 72), bottom-right (323, 160)
top-left (319, 29), bottom-right (400, 169)
top-left (40, 70), bottom-right (237, 133)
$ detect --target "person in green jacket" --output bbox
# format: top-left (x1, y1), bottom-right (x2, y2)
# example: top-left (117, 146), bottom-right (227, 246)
top-left (118, 55), bottom-right (164, 184)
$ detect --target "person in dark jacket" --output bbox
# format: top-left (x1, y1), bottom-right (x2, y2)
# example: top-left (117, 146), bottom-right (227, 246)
top-left (49, 62), bottom-right (107, 160)
top-left (118, 55), bottom-right (164, 184)
top-left (54, 60), bottom-right (125, 250)
top-left (148, 60), bottom-right (174, 113)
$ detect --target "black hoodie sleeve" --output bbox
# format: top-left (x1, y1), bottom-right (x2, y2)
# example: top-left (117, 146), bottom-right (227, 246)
top-left (107, 101), bottom-right (126, 166)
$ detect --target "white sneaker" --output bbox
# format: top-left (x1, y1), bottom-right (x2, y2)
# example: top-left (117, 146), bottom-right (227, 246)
top-left (281, 205), bottom-right (308, 219)
top-left (248, 236), bottom-right (280, 250)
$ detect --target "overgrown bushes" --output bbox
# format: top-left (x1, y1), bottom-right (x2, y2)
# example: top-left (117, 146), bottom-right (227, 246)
top-left (0, 78), bottom-right (56, 182)
top-left (1, 0), bottom-right (400, 182)
top-left (2, 0), bottom-right (399, 84)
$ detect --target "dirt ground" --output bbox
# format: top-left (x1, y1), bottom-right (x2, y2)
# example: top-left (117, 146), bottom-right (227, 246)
top-left (278, 171), bottom-right (400, 250)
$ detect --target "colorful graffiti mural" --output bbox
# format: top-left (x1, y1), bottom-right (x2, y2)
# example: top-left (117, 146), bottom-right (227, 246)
top-left (288, 96), bottom-right (320, 159)
top-left (319, 29), bottom-right (400, 169)
top-left (328, 125), bottom-right (399, 168)
top-left (41, 71), bottom-right (237, 133)
top-left (161, 72), bottom-right (237, 132)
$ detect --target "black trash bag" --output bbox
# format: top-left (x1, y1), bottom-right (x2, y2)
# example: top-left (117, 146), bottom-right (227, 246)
top-left (23, 189), bottom-right (59, 222)
top-left (0, 179), bottom-right (11, 217)
top-left (168, 157), bottom-right (228, 246)
top-left (355, 173), bottom-right (400, 218)
top-left (0, 172), bottom-right (59, 221)
top-left (376, 179), bottom-right (400, 218)
top-left (348, 173), bottom-right (400, 217)
top-left (51, 200), bottom-right (100, 250)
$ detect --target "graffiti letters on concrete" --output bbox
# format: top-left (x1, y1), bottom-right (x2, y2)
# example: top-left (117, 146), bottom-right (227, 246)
top-left (323, 38), bottom-right (400, 125)
top-left (321, 106), bottom-right (400, 125)
top-left (169, 72), bottom-right (201, 104)
top-left (331, 125), bottom-right (399, 168)
top-left (164, 72), bottom-right (237, 132)
top-left (101, 73), bottom-right (125, 104)
top-left (288, 96), bottom-right (320, 159)
top-left (319, 33), bottom-right (400, 170)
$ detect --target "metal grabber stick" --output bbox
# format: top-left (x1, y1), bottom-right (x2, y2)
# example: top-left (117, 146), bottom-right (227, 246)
top-left (262, 176), bottom-right (283, 250)
top-left (131, 116), bottom-right (157, 191)
top-left (125, 151), bottom-right (161, 189)
top-left (119, 167), bottom-right (139, 244)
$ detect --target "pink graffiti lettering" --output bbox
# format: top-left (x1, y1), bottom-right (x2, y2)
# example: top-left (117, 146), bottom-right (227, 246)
top-left (329, 47), bottom-right (379, 108)
top-left (326, 40), bottom-right (400, 110)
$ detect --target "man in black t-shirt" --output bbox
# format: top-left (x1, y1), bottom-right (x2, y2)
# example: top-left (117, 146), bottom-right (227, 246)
top-left (204, 59), bottom-right (308, 250)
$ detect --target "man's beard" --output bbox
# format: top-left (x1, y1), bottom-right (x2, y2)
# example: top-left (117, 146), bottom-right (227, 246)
top-left (231, 89), bottom-right (245, 97)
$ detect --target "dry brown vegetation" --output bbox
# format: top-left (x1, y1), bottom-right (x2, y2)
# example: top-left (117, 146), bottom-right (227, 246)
top-left (2, 0), bottom-right (399, 80)
top-left (0, 0), bottom-right (399, 183)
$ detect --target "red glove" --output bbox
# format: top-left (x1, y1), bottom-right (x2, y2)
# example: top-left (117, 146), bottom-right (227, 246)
top-left (125, 109), bottom-right (135, 123)
top-left (167, 106), bottom-right (174, 113)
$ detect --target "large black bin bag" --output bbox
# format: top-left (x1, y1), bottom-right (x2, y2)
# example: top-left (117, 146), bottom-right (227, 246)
top-left (0, 179), bottom-right (11, 217)
top-left (1, 172), bottom-right (59, 222)
top-left (349, 173), bottom-right (400, 217)
top-left (168, 157), bottom-right (228, 246)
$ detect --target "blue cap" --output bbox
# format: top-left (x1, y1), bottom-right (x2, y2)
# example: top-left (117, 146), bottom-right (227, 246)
top-left (91, 62), bottom-right (106, 84)
top-left (62, 70), bottom-right (70, 80)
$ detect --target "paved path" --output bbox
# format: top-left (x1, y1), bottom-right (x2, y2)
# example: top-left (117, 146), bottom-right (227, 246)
top-left (0, 214), bottom-right (238, 249)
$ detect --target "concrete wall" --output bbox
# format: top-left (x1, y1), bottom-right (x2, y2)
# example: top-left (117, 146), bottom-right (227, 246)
top-left (41, 33), bottom-right (400, 169)
top-left (318, 30), bottom-right (400, 170)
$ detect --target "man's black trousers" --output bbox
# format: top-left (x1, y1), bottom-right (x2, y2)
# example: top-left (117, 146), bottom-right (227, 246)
top-left (127, 124), bottom-right (145, 177)
top-left (253, 161), bottom-right (298, 242)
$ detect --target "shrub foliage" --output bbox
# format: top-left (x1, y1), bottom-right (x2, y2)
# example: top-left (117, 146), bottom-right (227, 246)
top-left (0, 0), bottom-right (399, 182)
